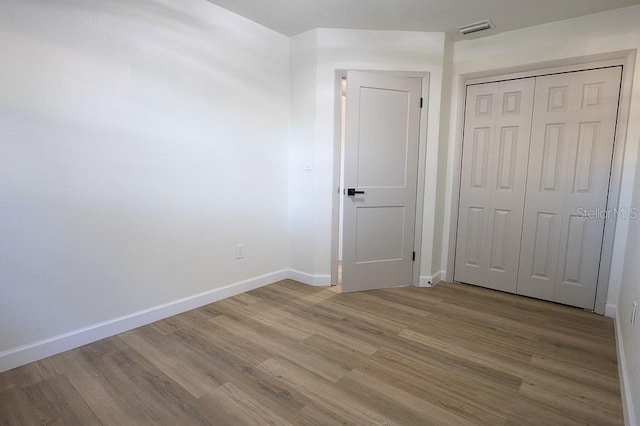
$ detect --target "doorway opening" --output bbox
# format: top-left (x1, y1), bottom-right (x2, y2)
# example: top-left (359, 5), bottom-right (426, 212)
top-left (336, 77), bottom-right (347, 290)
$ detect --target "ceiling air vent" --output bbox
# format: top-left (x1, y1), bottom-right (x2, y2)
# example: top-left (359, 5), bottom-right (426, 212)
top-left (458, 20), bottom-right (493, 36)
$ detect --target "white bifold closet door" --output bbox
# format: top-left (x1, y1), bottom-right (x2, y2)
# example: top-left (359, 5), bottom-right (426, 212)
top-left (517, 67), bottom-right (622, 309)
top-left (455, 78), bottom-right (535, 293)
top-left (455, 67), bottom-right (622, 309)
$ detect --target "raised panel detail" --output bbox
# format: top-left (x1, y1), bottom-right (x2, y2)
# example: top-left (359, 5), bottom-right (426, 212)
top-left (476, 94), bottom-right (493, 118)
top-left (573, 122), bottom-right (599, 194)
top-left (490, 209), bottom-right (511, 271)
top-left (471, 128), bottom-right (490, 189)
top-left (547, 86), bottom-right (569, 112)
top-left (562, 215), bottom-right (587, 285)
top-left (357, 87), bottom-right (409, 188)
top-left (540, 124), bottom-right (565, 192)
top-left (532, 213), bottom-right (555, 278)
top-left (503, 91), bottom-right (521, 115)
top-left (355, 207), bottom-right (404, 264)
top-left (465, 207), bottom-right (484, 267)
top-left (582, 82), bottom-right (604, 110)
top-left (497, 126), bottom-right (518, 190)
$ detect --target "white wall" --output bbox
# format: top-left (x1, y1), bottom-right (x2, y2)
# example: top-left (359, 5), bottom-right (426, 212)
top-left (442, 5), bottom-right (640, 422)
top-left (432, 34), bottom-right (454, 276)
top-left (619, 150), bottom-right (640, 424)
top-left (289, 28), bottom-right (446, 281)
top-left (0, 0), bottom-right (290, 353)
top-left (288, 30), bottom-right (318, 276)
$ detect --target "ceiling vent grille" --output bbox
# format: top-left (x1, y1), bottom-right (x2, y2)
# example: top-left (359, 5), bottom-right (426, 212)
top-left (458, 20), bottom-right (493, 35)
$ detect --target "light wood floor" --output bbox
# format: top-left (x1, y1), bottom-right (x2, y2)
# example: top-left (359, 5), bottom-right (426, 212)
top-left (0, 280), bottom-right (623, 425)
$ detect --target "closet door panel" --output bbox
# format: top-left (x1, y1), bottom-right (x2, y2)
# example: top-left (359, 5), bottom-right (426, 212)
top-left (484, 79), bottom-right (535, 291)
top-left (553, 67), bottom-right (622, 308)
top-left (455, 78), bottom-right (535, 292)
top-left (517, 67), bottom-right (622, 308)
top-left (454, 83), bottom-right (498, 285)
top-left (517, 108), bottom-right (572, 300)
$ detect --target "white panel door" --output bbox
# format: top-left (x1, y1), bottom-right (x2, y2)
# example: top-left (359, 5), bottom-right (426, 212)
top-left (455, 78), bottom-right (535, 292)
top-left (517, 67), bottom-right (622, 309)
top-left (342, 71), bottom-right (421, 293)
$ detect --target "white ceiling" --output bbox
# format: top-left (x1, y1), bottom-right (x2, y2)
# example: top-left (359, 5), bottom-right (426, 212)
top-left (205, 0), bottom-right (640, 40)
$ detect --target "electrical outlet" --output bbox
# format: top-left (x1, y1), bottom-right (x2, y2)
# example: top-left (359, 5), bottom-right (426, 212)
top-left (235, 244), bottom-right (245, 259)
top-left (632, 301), bottom-right (638, 326)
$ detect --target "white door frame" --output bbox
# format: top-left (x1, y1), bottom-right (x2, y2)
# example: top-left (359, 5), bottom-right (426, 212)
top-left (447, 50), bottom-right (636, 315)
top-left (331, 70), bottom-right (431, 288)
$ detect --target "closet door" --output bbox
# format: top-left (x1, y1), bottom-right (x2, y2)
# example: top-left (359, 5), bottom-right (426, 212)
top-left (517, 67), bottom-right (622, 309)
top-left (455, 78), bottom-right (535, 292)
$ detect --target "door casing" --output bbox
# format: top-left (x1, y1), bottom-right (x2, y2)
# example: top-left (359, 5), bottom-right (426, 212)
top-left (331, 70), bottom-right (431, 288)
top-left (447, 51), bottom-right (637, 315)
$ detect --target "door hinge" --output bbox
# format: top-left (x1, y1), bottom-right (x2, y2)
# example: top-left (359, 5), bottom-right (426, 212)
top-left (412, 251), bottom-right (416, 261)
top-left (420, 97), bottom-right (423, 109)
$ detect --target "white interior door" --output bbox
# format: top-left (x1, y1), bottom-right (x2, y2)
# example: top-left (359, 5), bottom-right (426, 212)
top-left (341, 71), bottom-right (422, 293)
top-left (517, 67), bottom-right (622, 309)
top-left (454, 78), bottom-right (535, 292)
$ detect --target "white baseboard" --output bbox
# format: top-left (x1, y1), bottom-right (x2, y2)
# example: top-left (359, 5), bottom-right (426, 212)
top-left (287, 269), bottom-right (332, 286)
top-left (605, 302), bottom-right (617, 318)
top-left (610, 304), bottom-right (637, 426)
top-left (419, 270), bottom-right (445, 287)
top-left (0, 269), bottom-right (290, 374)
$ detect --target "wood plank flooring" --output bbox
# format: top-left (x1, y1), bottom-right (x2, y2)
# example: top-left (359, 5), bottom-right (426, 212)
top-left (0, 280), bottom-right (623, 425)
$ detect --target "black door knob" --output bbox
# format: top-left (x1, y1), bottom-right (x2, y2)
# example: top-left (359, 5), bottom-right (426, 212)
top-left (347, 188), bottom-right (365, 196)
